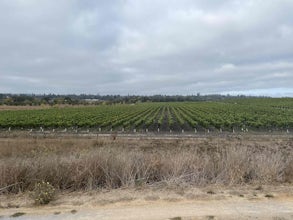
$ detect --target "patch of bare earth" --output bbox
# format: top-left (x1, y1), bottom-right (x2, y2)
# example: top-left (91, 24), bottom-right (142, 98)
top-left (0, 186), bottom-right (293, 220)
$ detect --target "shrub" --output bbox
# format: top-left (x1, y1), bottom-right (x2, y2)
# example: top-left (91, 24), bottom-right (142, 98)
top-left (32, 181), bottom-right (55, 205)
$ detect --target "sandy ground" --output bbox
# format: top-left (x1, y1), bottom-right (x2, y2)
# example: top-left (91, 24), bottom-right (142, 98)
top-left (1, 185), bottom-right (293, 220)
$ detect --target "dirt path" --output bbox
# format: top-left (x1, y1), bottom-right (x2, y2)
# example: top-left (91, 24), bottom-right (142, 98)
top-left (1, 198), bottom-right (293, 220)
top-left (1, 187), bottom-right (293, 220)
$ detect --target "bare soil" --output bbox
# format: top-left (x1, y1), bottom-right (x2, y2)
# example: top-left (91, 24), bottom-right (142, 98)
top-left (1, 185), bottom-right (293, 220)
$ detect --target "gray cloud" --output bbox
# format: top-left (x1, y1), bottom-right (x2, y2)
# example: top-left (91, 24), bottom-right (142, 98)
top-left (0, 0), bottom-right (293, 96)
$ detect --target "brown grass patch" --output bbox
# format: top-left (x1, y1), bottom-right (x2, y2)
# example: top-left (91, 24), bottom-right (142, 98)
top-left (0, 136), bottom-right (292, 194)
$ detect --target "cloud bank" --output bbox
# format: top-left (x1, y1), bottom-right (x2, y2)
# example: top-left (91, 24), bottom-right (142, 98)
top-left (0, 0), bottom-right (293, 96)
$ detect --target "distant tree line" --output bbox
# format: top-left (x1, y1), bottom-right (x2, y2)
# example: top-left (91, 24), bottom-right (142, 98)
top-left (0, 93), bottom-right (262, 106)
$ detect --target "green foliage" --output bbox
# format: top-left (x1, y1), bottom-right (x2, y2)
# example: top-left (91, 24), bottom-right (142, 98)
top-left (32, 181), bottom-right (56, 205)
top-left (0, 98), bottom-right (292, 132)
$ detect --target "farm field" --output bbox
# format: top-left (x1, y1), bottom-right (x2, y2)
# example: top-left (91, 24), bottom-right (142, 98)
top-left (0, 98), bottom-right (292, 133)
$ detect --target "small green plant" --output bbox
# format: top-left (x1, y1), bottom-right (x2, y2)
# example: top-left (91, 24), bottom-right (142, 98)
top-left (207, 190), bottom-right (215, 194)
top-left (71, 210), bottom-right (78, 214)
top-left (255, 185), bottom-right (263, 190)
top-left (265, 194), bottom-right (274, 198)
top-left (10, 212), bottom-right (26, 218)
top-left (32, 181), bottom-right (55, 205)
top-left (10, 212), bottom-right (25, 218)
top-left (170, 217), bottom-right (182, 220)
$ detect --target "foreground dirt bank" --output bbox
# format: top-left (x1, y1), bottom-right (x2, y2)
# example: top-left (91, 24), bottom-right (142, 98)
top-left (1, 186), bottom-right (293, 220)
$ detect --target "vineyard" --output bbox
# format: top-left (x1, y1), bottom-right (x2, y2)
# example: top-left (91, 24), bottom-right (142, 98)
top-left (0, 98), bottom-right (292, 133)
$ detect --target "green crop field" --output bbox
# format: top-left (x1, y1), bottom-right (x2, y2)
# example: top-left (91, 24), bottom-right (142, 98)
top-left (0, 98), bottom-right (292, 132)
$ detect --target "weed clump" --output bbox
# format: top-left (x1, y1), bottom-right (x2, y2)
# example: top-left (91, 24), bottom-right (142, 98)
top-left (10, 212), bottom-right (26, 218)
top-left (265, 194), bottom-right (274, 198)
top-left (32, 181), bottom-right (55, 205)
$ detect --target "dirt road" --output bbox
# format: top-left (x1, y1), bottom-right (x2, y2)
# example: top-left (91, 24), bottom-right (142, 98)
top-left (1, 187), bottom-right (293, 220)
top-left (1, 198), bottom-right (293, 220)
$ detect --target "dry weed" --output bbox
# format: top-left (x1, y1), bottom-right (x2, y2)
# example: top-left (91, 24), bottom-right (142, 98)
top-left (0, 136), bottom-right (292, 193)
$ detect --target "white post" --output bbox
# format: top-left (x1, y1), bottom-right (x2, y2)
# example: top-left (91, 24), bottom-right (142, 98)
top-left (146, 128), bottom-right (148, 133)
top-left (194, 128), bottom-right (197, 133)
top-left (182, 129), bottom-right (184, 133)
top-left (134, 128), bottom-right (136, 133)
top-left (158, 128), bottom-right (160, 132)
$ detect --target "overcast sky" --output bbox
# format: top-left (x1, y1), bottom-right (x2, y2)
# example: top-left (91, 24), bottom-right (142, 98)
top-left (0, 0), bottom-right (293, 96)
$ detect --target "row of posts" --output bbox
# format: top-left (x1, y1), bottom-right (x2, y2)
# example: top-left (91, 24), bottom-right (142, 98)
top-left (5, 127), bottom-right (291, 134)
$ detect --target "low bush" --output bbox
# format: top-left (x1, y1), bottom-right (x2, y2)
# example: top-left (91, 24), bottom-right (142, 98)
top-left (32, 181), bottom-right (55, 205)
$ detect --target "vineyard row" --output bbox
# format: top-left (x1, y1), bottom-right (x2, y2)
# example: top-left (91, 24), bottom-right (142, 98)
top-left (0, 100), bottom-right (292, 132)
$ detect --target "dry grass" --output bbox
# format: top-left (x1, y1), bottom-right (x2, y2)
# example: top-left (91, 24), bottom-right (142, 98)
top-left (0, 136), bottom-right (292, 194)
